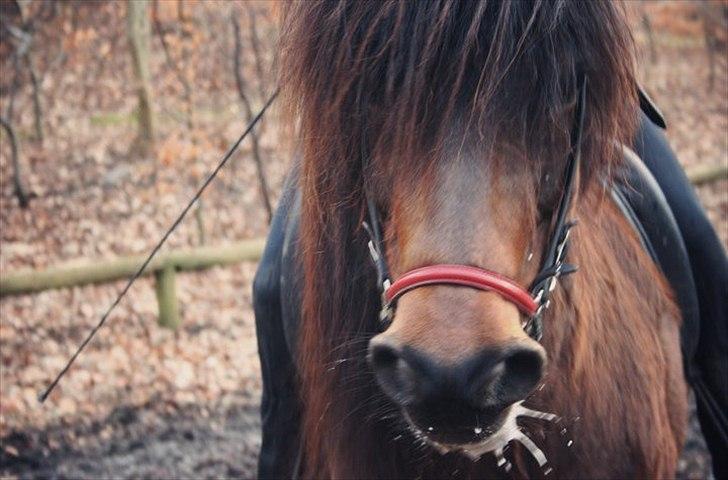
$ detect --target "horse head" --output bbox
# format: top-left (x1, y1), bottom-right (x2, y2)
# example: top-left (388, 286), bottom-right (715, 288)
top-left (280, 1), bottom-right (686, 477)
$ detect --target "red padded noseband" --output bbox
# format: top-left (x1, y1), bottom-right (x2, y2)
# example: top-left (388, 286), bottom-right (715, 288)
top-left (385, 265), bottom-right (538, 316)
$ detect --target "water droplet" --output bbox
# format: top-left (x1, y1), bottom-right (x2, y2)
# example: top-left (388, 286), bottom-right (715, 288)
top-left (474, 427), bottom-right (482, 434)
top-left (516, 432), bottom-right (548, 467)
top-left (567, 440), bottom-right (573, 447)
top-left (427, 427), bottom-right (434, 432)
top-left (560, 428), bottom-right (567, 435)
top-left (515, 404), bottom-right (558, 422)
top-left (544, 467), bottom-right (553, 476)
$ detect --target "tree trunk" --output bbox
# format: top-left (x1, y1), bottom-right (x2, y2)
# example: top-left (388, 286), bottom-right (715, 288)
top-left (127, 0), bottom-right (155, 156)
top-left (639, 0), bottom-right (657, 64)
top-left (698, 0), bottom-right (725, 92)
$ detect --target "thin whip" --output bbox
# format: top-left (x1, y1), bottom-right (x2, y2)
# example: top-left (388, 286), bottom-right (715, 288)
top-left (39, 89), bottom-right (279, 403)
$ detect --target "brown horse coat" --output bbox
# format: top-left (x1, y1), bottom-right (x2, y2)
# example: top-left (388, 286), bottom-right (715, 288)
top-left (278, 1), bottom-right (687, 477)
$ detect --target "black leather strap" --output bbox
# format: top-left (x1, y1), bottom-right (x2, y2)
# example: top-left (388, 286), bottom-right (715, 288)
top-left (638, 85), bottom-right (666, 130)
top-left (525, 75), bottom-right (587, 339)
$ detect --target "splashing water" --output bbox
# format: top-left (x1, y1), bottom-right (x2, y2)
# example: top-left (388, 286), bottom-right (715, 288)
top-left (458, 402), bottom-right (557, 463)
top-left (419, 401), bottom-right (560, 475)
top-left (494, 447), bottom-right (513, 473)
top-left (326, 358), bottom-right (350, 371)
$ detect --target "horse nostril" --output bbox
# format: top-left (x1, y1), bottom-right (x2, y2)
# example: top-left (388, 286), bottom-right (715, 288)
top-left (368, 337), bottom-right (419, 406)
top-left (501, 347), bottom-right (545, 399)
top-left (369, 338), bottom-right (400, 371)
top-left (469, 344), bottom-right (546, 408)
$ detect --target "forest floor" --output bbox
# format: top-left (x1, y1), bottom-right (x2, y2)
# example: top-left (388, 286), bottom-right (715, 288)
top-left (1, 5), bottom-right (726, 480)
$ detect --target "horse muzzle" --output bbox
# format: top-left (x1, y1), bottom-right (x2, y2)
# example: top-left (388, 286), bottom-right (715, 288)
top-left (368, 336), bottom-right (546, 445)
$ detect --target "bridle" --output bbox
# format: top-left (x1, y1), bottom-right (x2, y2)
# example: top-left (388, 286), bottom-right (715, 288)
top-left (363, 76), bottom-right (587, 342)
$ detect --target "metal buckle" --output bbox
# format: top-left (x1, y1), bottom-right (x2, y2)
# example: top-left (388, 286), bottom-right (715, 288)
top-left (379, 280), bottom-right (392, 323)
top-left (367, 239), bottom-right (380, 265)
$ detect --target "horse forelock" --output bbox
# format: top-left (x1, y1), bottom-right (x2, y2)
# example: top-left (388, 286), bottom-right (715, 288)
top-left (280, 1), bottom-right (647, 476)
top-left (281, 0), bottom-right (638, 183)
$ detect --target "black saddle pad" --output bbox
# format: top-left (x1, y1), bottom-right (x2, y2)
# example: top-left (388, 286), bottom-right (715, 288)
top-left (611, 147), bottom-right (700, 373)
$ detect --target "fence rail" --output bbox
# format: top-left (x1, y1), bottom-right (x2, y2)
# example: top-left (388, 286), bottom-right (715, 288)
top-left (0, 238), bottom-right (265, 328)
top-left (686, 163), bottom-right (728, 186)
top-left (0, 163), bottom-right (725, 328)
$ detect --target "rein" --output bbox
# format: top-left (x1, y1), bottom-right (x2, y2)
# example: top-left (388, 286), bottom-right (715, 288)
top-left (364, 76), bottom-right (587, 341)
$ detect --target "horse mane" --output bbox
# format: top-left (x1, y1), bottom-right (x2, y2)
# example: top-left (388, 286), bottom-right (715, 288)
top-left (279, 1), bottom-right (640, 476)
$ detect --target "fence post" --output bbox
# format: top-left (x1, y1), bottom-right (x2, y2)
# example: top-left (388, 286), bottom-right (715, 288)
top-left (155, 263), bottom-right (179, 329)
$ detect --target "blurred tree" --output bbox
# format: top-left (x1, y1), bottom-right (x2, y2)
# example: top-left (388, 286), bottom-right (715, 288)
top-left (232, 12), bottom-right (272, 223)
top-left (639, 0), bottom-right (657, 64)
top-left (0, 0), bottom-right (57, 208)
top-left (700, 0), bottom-right (728, 91)
top-left (0, 116), bottom-right (29, 208)
top-left (127, 0), bottom-right (155, 157)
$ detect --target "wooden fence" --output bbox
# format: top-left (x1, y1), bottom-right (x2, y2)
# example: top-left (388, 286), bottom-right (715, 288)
top-left (0, 239), bottom-right (265, 328)
top-left (0, 163), bottom-right (725, 329)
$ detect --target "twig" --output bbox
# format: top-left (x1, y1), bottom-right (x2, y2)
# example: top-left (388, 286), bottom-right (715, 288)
top-left (232, 14), bottom-right (273, 223)
top-left (699, 0), bottom-right (719, 92)
top-left (246, 4), bottom-right (268, 101)
top-left (151, 0), bottom-right (173, 66)
top-left (25, 53), bottom-right (44, 144)
top-left (195, 199), bottom-right (207, 246)
top-left (639, 0), bottom-right (657, 64)
top-left (0, 116), bottom-right (30, 208)
top-left (152, 0), bottom-right (193, 130)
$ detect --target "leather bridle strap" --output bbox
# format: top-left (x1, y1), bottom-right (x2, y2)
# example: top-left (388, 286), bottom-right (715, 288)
top-left (385, 265), bottom-right (538, 316)
top-left (523, 75), bottom-right (587, 339)
top-left (363, 75), bottom-right (587, 341)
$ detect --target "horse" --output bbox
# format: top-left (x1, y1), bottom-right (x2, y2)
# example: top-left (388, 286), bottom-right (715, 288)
top-left (274, 1), bottom-right (688, 477)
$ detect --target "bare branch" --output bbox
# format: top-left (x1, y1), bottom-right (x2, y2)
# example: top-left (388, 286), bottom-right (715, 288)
top-left (639, 0), bottom-right (657, 64)
top-left (0, 116), bottom-right (30, 208)
top-left (698, 0), bottom-right (725, 91)
top-left (246, 4), bottom-right (267, 101)
top-left (25, 53), bottom-right (43, 144)
top-left (232, 14), bottom-right (272, 223)
top-left (152, 0), bottom-right (193, 129)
